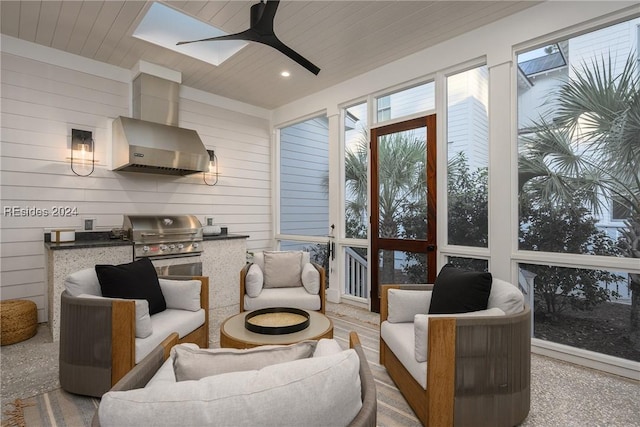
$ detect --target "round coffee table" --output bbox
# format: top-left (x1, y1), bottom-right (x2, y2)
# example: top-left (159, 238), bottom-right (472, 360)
top-left (220, 309), bottom-right (333, 349)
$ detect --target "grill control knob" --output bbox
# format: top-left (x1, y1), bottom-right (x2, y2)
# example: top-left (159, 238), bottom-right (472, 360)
top-left (142, 246), bottom-right (149, 252)
top-left (193, 243), bottom-right (199, 249)
top-left (177, 244), bottom-right (184, 249)
top-left (169, 244), bottom-right (176, 250)
top-left (160, 245), bottom-right (168, 251)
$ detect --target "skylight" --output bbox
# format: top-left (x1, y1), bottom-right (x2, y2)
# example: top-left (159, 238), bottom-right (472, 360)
top-left (133, 2), bottom-right (247, 67)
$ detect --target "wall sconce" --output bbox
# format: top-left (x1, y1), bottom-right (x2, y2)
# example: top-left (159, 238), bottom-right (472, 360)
top-left (203, 149), bottom-right (219, 186)
top-left (70, 129), bottom-right (95, 177)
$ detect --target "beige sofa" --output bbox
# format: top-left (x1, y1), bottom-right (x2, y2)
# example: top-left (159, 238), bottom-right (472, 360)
top-left (380, 278), bottom-right (531, 427)
top-left (59, 268), bottom-right (209, 397)
top-left (240, 251), bottom-right (326, 313)
top-left (93, 332), bottom-right (376, 427)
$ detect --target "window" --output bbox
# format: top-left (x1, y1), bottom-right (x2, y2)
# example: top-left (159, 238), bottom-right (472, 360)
top-left (447, 66), bottom-right (489, 248)
top-left (344, 103), bottom-right (368, 240)
top-left (517, 18), bottom-right (640, 363)
top-left (375, 82), bottom-right (434, 122)
top-left (279, 116), bottom-right (330, 237)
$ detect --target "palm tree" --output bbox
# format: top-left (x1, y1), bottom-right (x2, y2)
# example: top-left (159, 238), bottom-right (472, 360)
top-left (345, 130), bottom-right (427, 282)
top-left (518, 53), bottom-right (640, 346)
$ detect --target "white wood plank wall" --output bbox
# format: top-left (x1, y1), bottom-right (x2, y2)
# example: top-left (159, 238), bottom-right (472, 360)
top-left (1, 50), bottom-right (273, 322)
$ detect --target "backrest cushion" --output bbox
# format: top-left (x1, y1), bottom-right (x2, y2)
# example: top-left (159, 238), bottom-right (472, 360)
top-left (76, 294), bottom-right (153, 339)
top-left (414, 308), bottom-right (505, 362)
top-left (64, 268), bottom-right (101, 296)
top-left (158, 279), bottom-right (201, 312)
top-left (488, 278), bottom-right (525, 314)
top-left (387, 289), bottom-right (432, 323)
top-left (301, 263), bottom-right (320, 295)
top-left (244, 264), bottom-right (264, 297)
top-left (100, 349), bottom-right (362, 427)
top-left (95, 257), bottom-right (166, 315)
top-left (428, 264), bottom-right (492, 314)
top-left (313, 338), bottom-right (343, 357)
top-left (253, 251), bottom-right (310, 271)
top-left (172, 341), bottom-right (317, 381)
top-left (263, 251), bottom-right (303, 288)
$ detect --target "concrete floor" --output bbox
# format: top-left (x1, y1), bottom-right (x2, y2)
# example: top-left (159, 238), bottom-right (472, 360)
top-left (2, 304), bottom-right (639, 426)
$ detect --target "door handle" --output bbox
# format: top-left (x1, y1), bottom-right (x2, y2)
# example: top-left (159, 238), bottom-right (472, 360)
top-left (426, 245), bottom-right (436, 251)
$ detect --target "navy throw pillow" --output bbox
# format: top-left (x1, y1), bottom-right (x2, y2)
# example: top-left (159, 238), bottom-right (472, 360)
top-left (95, 257), bottom-right (166, 315)
top-left (428, 264), bottom-right (492, 314)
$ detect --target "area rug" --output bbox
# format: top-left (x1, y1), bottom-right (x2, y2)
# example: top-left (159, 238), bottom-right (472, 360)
top-left (2, 388), bottom-right (98, 427)
top-left (2, 311), bottom-right (420, 427)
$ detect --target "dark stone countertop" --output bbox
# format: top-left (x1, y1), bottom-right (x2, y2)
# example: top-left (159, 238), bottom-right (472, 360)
top-left (44, 231), bottom-right (249, 250)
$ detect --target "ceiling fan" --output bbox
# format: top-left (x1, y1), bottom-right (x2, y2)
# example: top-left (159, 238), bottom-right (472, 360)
top-left (177, 0), bottom-right (321, 75)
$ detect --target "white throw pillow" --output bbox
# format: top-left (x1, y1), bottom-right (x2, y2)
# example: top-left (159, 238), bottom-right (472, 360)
top-left (413, 307), bottom-right (506, 362)
top-left (313, 338), bottom-right (343, 357)
top-left (263, 251), bottom-right (303, 288)
top-left (77, 294), bottom-right (152, 338)
top-left (301, 263), bottom-right (320, 295)
top-left (488, 278), bottom-right (525, 314)
top-left (64, 268), bottom-right (101, 296)
top-left (245, 264), bottom-right (264, 297)
top-left (158, 279), bottom-right (201, 312)
top-left (172, 341), bottom-right (317, 381)
top-left (387, 289), bottom-right (432, 323)
top-left (99, 349), bottom-right (362, 427)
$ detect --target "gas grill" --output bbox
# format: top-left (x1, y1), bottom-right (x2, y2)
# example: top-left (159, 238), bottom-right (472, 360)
top-left (122, 214), bottom-right (204, 276)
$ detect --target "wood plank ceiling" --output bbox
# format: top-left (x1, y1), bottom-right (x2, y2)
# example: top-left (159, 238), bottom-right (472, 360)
top-left (0, 1), bottom-right (540, 109)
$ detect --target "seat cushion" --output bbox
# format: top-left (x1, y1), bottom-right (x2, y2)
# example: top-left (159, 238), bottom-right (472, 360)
top-left (381, 321), bottom-right (427, 389)
top-left (244, 287), bottom-right (321, 311)
top-left (96, 258), bottom-right (167, 315)
top-left (428, 264), bottom-right (492, 314)
top-left (134, 309), bottom-right (205, 364)
top-left (99, 349), bottom-right (362, 427)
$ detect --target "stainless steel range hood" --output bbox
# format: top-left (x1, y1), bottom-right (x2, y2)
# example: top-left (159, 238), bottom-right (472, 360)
top-left (112, 73), bottom-right (209, 176)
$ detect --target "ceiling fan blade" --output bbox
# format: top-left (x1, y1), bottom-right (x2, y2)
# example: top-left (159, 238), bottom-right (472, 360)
top-left (252, 0), bottom-right (279, 33)
top-left (261, 36), bottom-right (321, 75)
top-left (177, 29), bottom-right (256, 46)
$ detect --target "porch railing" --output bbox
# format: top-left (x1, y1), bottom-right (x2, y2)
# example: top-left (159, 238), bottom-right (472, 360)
top-left (345, 247), bottom-right (367, 299)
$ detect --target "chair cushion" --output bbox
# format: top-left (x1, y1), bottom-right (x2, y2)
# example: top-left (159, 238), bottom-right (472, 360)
top-left (77, 294), bottom-right (153, 339)
top-left (158, 279), bottom-right (201, 312)
top-left (428, 264), bottom-right (492, 314)
top-left (172, 341), bottom-right (317, 381)
top-left (245, 264), bottom-right (264, 297)
top-left (387, 289), bottom-right (432, 323)
top-left (488, 278), bottom-right (525, 314)
top-left (263, 251), bottom-right (303, 288)
top-left (414, 308), bottom-right (506, 362)
top-left (96, 258), bottom-right (167, 315)
top-left (301, 263), bottom-right (320, 295)
top-left (135, 309), bottom-right (205, 364)
top-left (99, 349), bottom-right (362, 427)
top-left (381, 321), bottom-right (427, 389)
top-left (64, 268), bottom-right (101, 296)
top-left (243, 287), bottom-right (321, 311)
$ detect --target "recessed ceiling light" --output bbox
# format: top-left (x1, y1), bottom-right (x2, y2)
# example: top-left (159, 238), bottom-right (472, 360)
top-left (281, 71), bottom-right (291, 77)
top-left (133, 2), bottom-right (247, 67)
